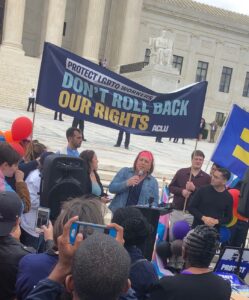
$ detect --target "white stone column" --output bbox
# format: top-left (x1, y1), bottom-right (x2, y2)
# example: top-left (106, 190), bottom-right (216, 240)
top-left (1, 0), bottom-right (26, 52)
top-left (45, 0), bottom-right (67, 46)
top-left (208, 40), bottom-right (224, 101)
top-left (81, 0), bottom-right (106, 63)
top-left (117, 0), bottom-right (143, 66)
top-left (105, 0), bottom-right (143, 71)
top-left (184, 34), bottom-right (199, 83)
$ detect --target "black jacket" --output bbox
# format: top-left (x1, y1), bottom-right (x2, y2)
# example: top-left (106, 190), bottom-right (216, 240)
top-left (149, 272), bottom-right (231, 300)
top-left (0, 235), bottom-right (35, 300)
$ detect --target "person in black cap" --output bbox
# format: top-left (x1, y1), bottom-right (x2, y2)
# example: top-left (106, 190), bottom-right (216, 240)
top-left (0, 191), bottom-right (35, 300)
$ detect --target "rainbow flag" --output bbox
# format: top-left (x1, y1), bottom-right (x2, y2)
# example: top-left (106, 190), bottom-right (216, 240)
top-left (158, 185), bottom-right (170, 241)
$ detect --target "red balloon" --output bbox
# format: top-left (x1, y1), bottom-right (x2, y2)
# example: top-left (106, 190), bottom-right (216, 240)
top-left (4, 130), bottom-right (13, 142)
top-left (9, 142), bottom-right (25, 157)
top-left (11, 117), bottom-right (33, 141)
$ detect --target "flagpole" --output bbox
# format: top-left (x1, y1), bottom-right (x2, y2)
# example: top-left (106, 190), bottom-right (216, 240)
top-left (183, 138), bottom-right (198, 212)
top-left (30, 100), bottom-right (37, 158)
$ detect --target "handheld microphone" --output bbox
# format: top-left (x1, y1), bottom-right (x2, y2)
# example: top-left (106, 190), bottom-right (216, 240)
top-left (132, 170), bottom-right (144, 187)
top-left (138, 170), bottom-right (144, 177)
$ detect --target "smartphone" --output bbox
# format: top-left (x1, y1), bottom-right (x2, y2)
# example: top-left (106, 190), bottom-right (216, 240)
top-left (70, 221), bottom-right (117, 245)
top-left (35, 207), bottom-right (50, 232)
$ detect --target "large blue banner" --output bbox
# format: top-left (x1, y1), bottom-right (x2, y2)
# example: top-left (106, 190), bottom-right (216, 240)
top-left (36, 43), bottom-right (207, 138)
top-left (211, 105), bottom-right (249, 179)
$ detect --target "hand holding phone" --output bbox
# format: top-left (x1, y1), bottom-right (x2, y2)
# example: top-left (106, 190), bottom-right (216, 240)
top-left (35, 207), bottom-right (50, 233)
top-left (42, 221), bottom-right (53, 241)
top-left (107, 223), bottom-right (124, 245)
top-left (49, 216), bottom-right (83, 283)
top-left (70, 221), bottom-right (118, 245)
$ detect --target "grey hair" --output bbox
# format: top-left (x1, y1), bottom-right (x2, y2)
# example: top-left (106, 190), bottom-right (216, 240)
top-left (53, 196), bottom-right (104, 246)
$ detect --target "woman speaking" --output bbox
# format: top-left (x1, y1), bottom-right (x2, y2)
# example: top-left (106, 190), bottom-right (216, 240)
top-left (109, 150), bottom-right (159, 213)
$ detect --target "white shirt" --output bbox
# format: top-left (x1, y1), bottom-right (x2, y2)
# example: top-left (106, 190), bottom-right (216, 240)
top-left (29, 90), bottom-right (36, 99)
top-left (21, 169), bottom-right (41, 237)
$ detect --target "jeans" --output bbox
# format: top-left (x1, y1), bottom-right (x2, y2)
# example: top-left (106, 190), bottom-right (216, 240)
top-left (229, 220), bottom-right (249, 247)
top-left (27, 98), bottom-right (35, 112)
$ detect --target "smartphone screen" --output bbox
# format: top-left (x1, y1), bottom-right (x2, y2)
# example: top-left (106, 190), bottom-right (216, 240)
top-left (70, 221), bottom-right (117, 244)
top-left (35, 207), bottom-right (50, 230)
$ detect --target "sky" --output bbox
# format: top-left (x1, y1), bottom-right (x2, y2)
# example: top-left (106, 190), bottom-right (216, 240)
top-left (194, 0), bottom-right (249, 15)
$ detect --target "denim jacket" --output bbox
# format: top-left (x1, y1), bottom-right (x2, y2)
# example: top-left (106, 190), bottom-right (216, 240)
top-left (109, 167), bottom-right (159, 213)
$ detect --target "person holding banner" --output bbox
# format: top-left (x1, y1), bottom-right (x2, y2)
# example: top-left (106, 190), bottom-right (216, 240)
top-left (72, 117), bottom-right (87, 141)
top-left (168, 150), bottom-right (210, 240)
top-left (114, 130), bottom-right (130, 150)
top-left (109, 151), bottom-right (159, 213)
top-left (54, 111), bottom-right (63, 121)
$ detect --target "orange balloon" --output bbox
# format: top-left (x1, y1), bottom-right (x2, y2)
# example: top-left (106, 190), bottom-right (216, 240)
top-left (4, 130), bottom-right (13, 142)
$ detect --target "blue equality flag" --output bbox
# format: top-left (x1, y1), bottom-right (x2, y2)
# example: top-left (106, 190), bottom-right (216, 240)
top-left (211, 105), bottom-right (249, 179)
top-left (36, 42), bottom-right (207, 138)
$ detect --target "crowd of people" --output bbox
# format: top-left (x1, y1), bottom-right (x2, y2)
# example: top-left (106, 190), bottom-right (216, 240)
top-left (0, 124), bottom-right (245, 300)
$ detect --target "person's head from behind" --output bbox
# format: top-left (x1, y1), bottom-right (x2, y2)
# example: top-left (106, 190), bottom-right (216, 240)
top-left (183, 225), bottom-right (219, 268)
top-left (171, 240), bottom-right (183, 258)
top-left (24, 141), bottom-right (47, 162)
top-left (191, 150), bottom-right (205, 171)
top-left (80, 150), bottom-right (98, 172)
top-left (68, 234), bottom-right (131, 300)
top-left (0, 191), bottom-right (22, 237)
top-left (0, 142), bottom-right (21, 177)
top-left (133, 150), bottom-right (154, 175)
top-left (211, 168), bottom-right (231, 189)
top-left (156, 241), bottom-right (172, 266)
top-left (66, 127), bottom-right (82, 150)
top-left (112, 207), bottom-right (151, 247)
top-left (53, 196), bottom-right (104, 248)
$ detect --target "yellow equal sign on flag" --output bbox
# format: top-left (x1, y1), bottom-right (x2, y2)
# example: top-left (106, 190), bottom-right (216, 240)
top-left (232, 128), bottom-right (249, 165)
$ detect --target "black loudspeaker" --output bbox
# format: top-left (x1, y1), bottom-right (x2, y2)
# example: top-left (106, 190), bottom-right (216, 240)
top-left (135, 205), bottom-right (173, 260)
top-left (238, 168), bottom-right (249, 218)
top-left (136, 207), bottom-right (160, 260)
top-left (40, 154), bottom-right (91, 220)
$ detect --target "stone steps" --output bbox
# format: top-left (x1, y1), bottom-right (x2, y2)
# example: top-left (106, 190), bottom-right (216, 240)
top-left (0, 49), bottom-right (45, 111)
